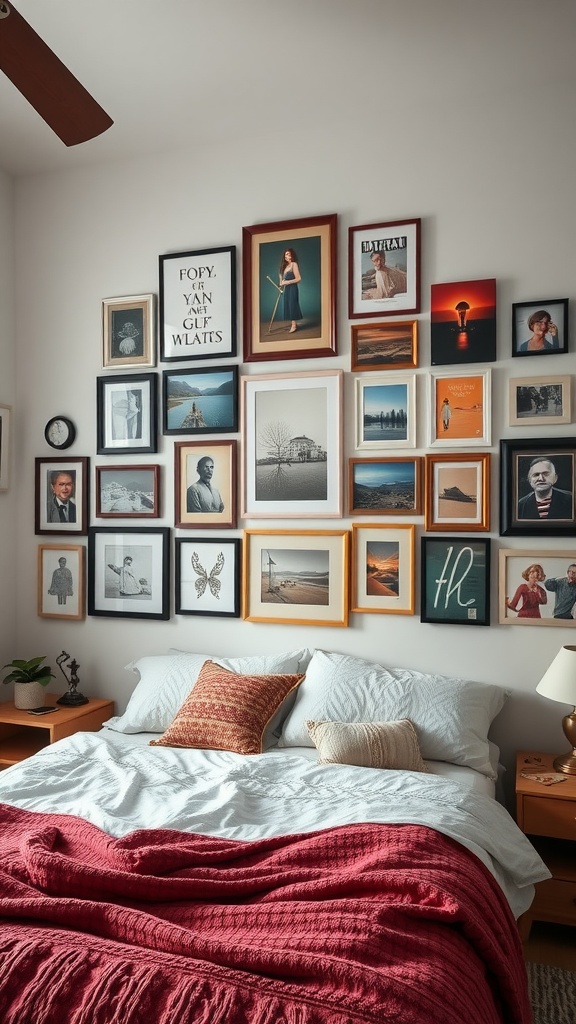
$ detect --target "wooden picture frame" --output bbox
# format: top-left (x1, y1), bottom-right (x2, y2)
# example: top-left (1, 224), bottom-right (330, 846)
top-left (508, 375), bottom-right (571, 427)
top-left (428, 368), bottom-right (491, 447)
top-left (242, 213), bottom-right (337, 362)
top-left (241, 369), bottom-right (343, 518)
top-left (421, 537), bottom-right (491, 627)
top-left (96, 373), bottom-right (158, 455)
top-left (348, 456), bottom-right (422, 516)
top-left (354, 373), bottom-right (416, 450)
top-left (499, 548), bottom-right (576, 627)
top-left (424, 453), bottom-right (490, 532)
top-left (348, 218), bottom-right (420, 319)
top-left (88, 526), bottom-right (170, 620)
top-left (500, 437), bottom-right (576, 537)
top-left (102, 294), bottom-right (156, 369)
top-left (0, 403), bottom-right (11, 491)
top-left (162, 365), bottom-right (238, 435)
top-left (350, 320), bottom-right (418, 372)
top-left (159, 246), bottom-right (236, 362)
top-left (38, 544), bottom-right (85, 620)
top-left (175, 537), bottom-right (241, 617)
top-left (95, 465), bottom-right (161, 518)
top-left (35, 456), bottom-right (89, 536)
top-left (430, 278), bottom-right (496, 366)
top-left (174, 439), bottom-right (237, 529)
top-left (242, 529), bottom-right (349, 627)
top-left (512, 298), bottom-right (569, 358)
top-left (351, 523), bottom-right (415, 615)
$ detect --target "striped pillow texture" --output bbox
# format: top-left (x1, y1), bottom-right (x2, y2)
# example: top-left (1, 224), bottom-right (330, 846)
top-left (306, 718), bottom-right (428, 773)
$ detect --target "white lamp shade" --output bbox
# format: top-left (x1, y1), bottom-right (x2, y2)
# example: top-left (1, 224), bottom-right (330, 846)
top-left (536, 645), bottom-right (576, 706)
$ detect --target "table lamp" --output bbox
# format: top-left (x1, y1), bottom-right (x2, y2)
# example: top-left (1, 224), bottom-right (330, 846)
top-left (536, 645), bottom-right (576, 774)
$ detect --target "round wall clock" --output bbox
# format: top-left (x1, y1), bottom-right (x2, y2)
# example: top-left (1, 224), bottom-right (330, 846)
top-left (44, 416), bottom-right (76, 450)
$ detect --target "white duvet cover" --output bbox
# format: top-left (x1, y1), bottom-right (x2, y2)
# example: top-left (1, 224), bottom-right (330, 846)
top-left (0, 728), bottom-right (549, 918)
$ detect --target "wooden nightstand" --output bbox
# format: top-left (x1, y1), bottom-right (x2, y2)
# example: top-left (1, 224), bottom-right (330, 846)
top-left (0, 694), bottom-right (115, 769)
top-left (516, 751), bottom-right (576, 931)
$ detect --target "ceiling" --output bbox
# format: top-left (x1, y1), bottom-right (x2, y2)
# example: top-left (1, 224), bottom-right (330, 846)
top-left (0, 0), bottom-right (575, 178)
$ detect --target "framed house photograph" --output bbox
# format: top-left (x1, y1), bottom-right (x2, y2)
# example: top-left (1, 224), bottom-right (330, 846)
top-left (174, 439), bottom-right (237, 529)
top-left (175, 537), bottom-right (241, 617)
top-left (508, 375), bottom-right (571, 427)
top-left (421, 537), bottom-right (491, 627)
top-left (512, 298), bottom-right (568, 358)
top-left (38, 544), bottom-right (85, 620)
top-left (424, 453), bottom-right (490, 532)
top-left (430, 278), bottom-right (496, 366)
top-left (428, 368), bottom-right (491, 447)
top-left (348, 457), bottom-right (422, 516)
top-left (88, 526), bottom-right (170, 620)
top-left (95, 465), bottom-right (161, 518)
top-left (351, 523), bottom-right (415, 615)
top-left (242, 529), bottom-right (349, 627)
top-left (159, 246), bottom-right (236, 362)
top-left (350, 320), bottom-right (418, 372)
top-left (241, 370), bottom-right (343, 518)
top-left (0, 403), bottom-right (11, 491)
top-left (499, 548), bottom-right (576, 627)
top-left (348, 218), bottom-right (420, 319)
top-left (102, 294), bottom-right (156, 369)
top-left (162, 365), bottom-right (238, 435)
top-left (354, 374), bottom-right (416, 450)
top-left (242, 213), bottom-right (337, 362)
top-left (35, 456), bottom-right (89, 536)
top-left (97, 373), bottom-right (158, 456)
top-left (500, 437), bottom-right (576, 537)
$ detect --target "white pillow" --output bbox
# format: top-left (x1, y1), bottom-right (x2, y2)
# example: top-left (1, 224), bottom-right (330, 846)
top-left (104, 648), bottom-right (312, 744)
top-left (278, 650), bottom-right (507, 779)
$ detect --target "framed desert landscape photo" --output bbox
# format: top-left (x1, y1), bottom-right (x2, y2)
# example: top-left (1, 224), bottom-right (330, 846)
top-left (159, 246), bottom-right (236, 362)
top-left (348, 457), bottom-right (422, 516)
top-left (174, 439), bottom-right (237, 529)
top-left (38, 544), bottom-right (85, 621)
top-left (162, 365), bottom-right (238, 435)
top-left (421, 537), bottom-right (490, 627)
top-left (430, 278), bottom-right (496, 366)
top-left (88, 527), bottom-right (170, 620)
top-left (508, 375), bottom-right (571, 427)
top-left (95, 465), bottom-right (161, 518)
top-left (354, 374), bottom-right (416, 450)
top-left (512, 298), bottom-right (568, 358)
top-left (500, 437), bottom-right (576, 537)
top-left (348, 219), bottom-right (420, 319)
top-left (175, 537), bottom-right (241, 618)
top-left (102, 293), bottom-right (156, 369)
top-left (499, 548), bottom-right (576, 627)
top-left (243, 529), bottom-right (349, 627)
top-left (428, 369), bottom-right (491, 447)
top-left (425, 453), bottom-right (490, 532)
top-left (350, 320), bottom-right (418, 372)
top-left (351, 523), bottom-right (414, 615)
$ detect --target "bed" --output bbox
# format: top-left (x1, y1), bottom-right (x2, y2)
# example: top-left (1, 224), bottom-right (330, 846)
top-left (0, 648), bottom-right (549, 1024)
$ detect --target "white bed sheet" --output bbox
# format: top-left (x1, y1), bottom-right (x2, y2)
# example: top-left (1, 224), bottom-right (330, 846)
top-left (0, 727), bottom-right (548, 919)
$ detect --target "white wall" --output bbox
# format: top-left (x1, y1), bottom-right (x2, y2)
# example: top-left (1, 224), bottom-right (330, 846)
top-left (0, 168), bottom-right (17, 665)
top-left (11, 44), bottom-right (576, 799)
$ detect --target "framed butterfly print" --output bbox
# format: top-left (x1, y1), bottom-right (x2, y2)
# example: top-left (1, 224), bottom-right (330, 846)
top-left (175, 537), bottom-right (241, 617)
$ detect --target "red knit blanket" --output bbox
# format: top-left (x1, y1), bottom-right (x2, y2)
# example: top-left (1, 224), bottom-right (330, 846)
top-left (0, 803), bottom-right (531, 1024)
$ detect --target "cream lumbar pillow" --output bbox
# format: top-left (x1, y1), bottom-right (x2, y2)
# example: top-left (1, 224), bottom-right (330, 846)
top-left (306, 719), bottom-right (428, 773)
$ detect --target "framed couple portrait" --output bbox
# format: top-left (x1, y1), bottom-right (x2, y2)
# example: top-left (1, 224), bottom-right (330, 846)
top-left (499, 549), bottom-right (576, 627)
top-left (35, 457), bottom-right (89, 536)
top-left (500, 438), bottom-right (576, 537)
top-left (348, 219), bottom-right (421, 319)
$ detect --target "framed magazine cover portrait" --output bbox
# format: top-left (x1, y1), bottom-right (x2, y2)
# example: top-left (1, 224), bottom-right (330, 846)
top-left (174, 439), bottom-right (237, 529)
top-left (38, 544), bottom-right (85, 621)
top-left (512, 298), bottom-right (568, 358)
top-left (96, 373), bottom-right (158, 455)
top-left (159, 246), bottom-right (236, 362)
top-left (500, 437), bottom-right (576, 537)
top-left (421, 537), bottom-right (490, 627)
top-left (242, 213), bottom-right (337, 362)
top-left (35, 456), bottom-right (89, 536)
top-left (88, 527), bottom-right (170, 620)
top-left (428, 369), bottom-right (491, 447)
top-left (348, 457), bottom-right (422, 516)
top-left (348, 218), bottom-right (420, 319)
top-left (351, 523), bottom-right (415, 615)
top-left (424, 453), bottom-right (490, 532)
top-left (499, 548), bottom-right (576, 627)
top-left (102, 294), bottom-right (156, 369)
top-left (175, 537), bottom-right (241, 618)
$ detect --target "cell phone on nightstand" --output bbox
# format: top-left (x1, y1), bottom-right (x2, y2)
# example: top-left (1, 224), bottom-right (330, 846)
top-left (26, 706), bottom-right (60, 716)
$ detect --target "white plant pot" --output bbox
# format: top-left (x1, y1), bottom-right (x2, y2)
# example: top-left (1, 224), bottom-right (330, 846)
top-left (14, 681), bottom-right (46, 710)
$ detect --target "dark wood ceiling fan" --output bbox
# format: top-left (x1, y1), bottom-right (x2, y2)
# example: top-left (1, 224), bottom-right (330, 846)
top-left (0, 1), bottom-right (113, 146)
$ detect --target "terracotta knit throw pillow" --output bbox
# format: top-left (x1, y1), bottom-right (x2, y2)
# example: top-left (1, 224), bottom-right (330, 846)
top-left (150, 660), bottom-right (304, 755)
top-left (306, 718), bottom-right (428, 773)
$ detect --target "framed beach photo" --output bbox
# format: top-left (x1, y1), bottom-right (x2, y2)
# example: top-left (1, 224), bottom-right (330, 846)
top-left (242, 529), bottom-right (349, 627)
top-left (428, 369), bottom-right (491, 447)
top-left (102, 294), bottom-right (156, 369)
top-left (351, 523), bottom-right (415, 615)
top-left (241, 370), bottom-right (343, 518)
top-left (499, 549), bottom-right (576, 627)
top-left (162, 365), bottom-right (238, 435)
top-left (421, 537), bottom-right (491, 627)
top-left (354, 374), bottom-right (416, 450)
top-left (38, 544), bottom-right (85, 621)
top-left (348, 457), bottom-right (422, 516)
top-left (424, 453), bottom-right (490, 532)
top-left (500, 437), bottom-right (576, 537)
top-left (174, 439), bottom-right (237, 529)
top-left (242, 213), bottom-right (337, 362)
top-left (0, 403), bottom-right (11, 491)
top-left (35, 457), bottom-right (89, 536)
top-left (95, 465), bottom-right (161, 518)
top-left (350, 320), bottom-right (418, 372)
top-left (512, 298), bottom-right (568, 358)
top-left (430, 278), bottom-right (496, 366)
top-left (175, 537), bottom-right (241, 618)
top-left (508, 375), bottom-right (571, 427)
top-left (348, 218), bottom-right (420, 319)
top-left (159, 246), bottom-right (236, 362)
top-left (88, 527), bottom-right (170, 620)
top-left (96, 373), bottom-right (158, 455)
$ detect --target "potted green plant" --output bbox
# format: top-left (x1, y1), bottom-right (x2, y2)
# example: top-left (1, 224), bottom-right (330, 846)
top-left (2, 656), bottom-right (55, 710)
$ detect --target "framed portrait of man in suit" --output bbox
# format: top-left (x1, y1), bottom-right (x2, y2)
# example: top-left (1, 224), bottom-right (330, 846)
top-left (35, 457), bottom-right (89, 535)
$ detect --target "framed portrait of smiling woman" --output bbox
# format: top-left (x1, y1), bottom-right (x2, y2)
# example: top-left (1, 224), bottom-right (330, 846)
top-left (512, 298), bottom-right (568, 357)
top-left (500, 438), bottom-right (576, 537)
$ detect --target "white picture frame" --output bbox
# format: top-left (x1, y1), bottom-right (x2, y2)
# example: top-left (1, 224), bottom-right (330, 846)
top-left (428, 368), bottom-right (491, 447)
top-left (354, 374), bottom-right (416, 451)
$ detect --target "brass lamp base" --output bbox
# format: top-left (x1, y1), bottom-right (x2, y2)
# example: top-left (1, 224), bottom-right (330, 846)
top-left (553, 710), bottom-right (576, 774)
top-left (553, 749), bottom-right (576, 775)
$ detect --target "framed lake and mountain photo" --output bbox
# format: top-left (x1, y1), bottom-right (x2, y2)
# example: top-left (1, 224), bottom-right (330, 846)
top-left (354, 374), bottom-right (416, 450)
top-left (159, 246), bottom-right (236, 362)
top-left (95, 465), bottom-right (161, 518)
top-left (175, 537), bottom-right (241, 618)
top-left (512, 298), bottom-right (568, 358)
top-left (96, 373), bottom-right (158, 455)
top-left (174, 439), bottom-right (237, 530)
top-left (241, 370), bottom-right (343, 518)
top-left (102, 294), bottom-right (156, 369)
top-left (348, 457), bottom-right (422, 516)
top-left (162, 365), bottom-right (238, 435)
top-left (424, 453), bottom-right (490, 532)
top-left (348, 219), bottom-right (420, 319)
top-left (88, 526), bottom-right (170, 620)
top-left (428, 369), bottom-right (491, 447)
top-left (35, 456), bottom-right (89, 536)
top-left (499, 548), bottom-right (576, 627)
top-left (500, 437), bottom-right (576, 537)
top-left (350, 320), bottom-right (418, 372)
top-left (421, 537), bottom-right (491, 627)
top-left (38, 544), bottom-right (85, 621)
top-left (351, 523), bottom-right (415, 616)
top-left (242, 529), bottom-right (349, 627)
top-left (508, 375), bottom-right (571, 427)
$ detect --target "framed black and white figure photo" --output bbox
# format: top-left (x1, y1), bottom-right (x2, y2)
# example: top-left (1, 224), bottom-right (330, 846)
top-left (97, 373), bottom-right (158, 455)
top-left (88, 527), bottom-right (170, 619)
top-left (500, 438), bottom-right (576, 537)
top-left (35, 457), bottom-right (89, 536)
top-left (38, 544), bottom-right (85, 620)
top-left (508, 375), bottom-right (571, 427)
top-left (175, 537), bottom-right (241, 617)
top-left (159, 246), bottom-right (236, 362)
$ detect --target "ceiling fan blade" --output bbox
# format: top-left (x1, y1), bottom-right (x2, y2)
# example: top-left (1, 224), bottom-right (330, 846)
top-left (0, 1), bottom-right (113, 147)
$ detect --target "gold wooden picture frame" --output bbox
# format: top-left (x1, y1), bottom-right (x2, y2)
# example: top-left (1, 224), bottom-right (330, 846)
top-left (351, 523), bottom-right (415, 615)
top-left (102, 294), bottom-right (156, 369)
top-left (425, 453), bottom-right (490, 532)
top-left (38, 544), bottom-right (85, 620)
top-left (350, 320), bottom-right (418, 372)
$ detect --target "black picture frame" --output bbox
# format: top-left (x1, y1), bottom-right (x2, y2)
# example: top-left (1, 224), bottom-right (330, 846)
top-left (500, 437), bottom-right (576, 536)
top-left (159, 246), bottom-right (236, 362)
top-left (97, 373), bottom-right (158, 456)
top-left (88, 526), bottom-right (170, 619)
top-left (175, 537), bottom-right (241, 617)
top-left (512, 298), bottom-right (569, 358)
top-left (162, 365), bottom-right (238, 435)
top-left (35, 456), bottom-right (89, 536)
top-left (421, 536), bottom-right (490, 626)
